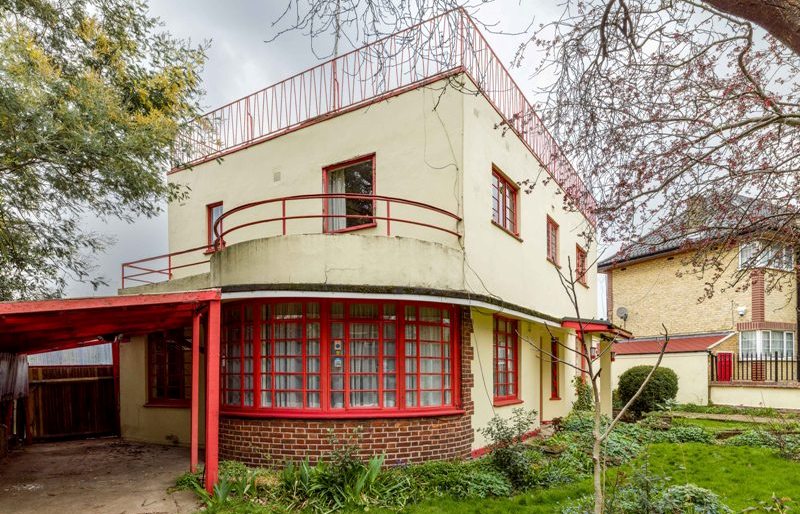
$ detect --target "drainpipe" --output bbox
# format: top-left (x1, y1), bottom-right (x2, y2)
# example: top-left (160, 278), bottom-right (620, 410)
top-left (796, 244), bottom-right (799, 381)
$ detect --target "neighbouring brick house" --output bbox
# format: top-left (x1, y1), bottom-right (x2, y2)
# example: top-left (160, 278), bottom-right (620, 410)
top-left (0, 10), bottom-right (621, 491)
top-left (600, 195), bottom-right (799, 406)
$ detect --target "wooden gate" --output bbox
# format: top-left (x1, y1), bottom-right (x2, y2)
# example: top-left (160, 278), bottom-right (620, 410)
top-left (26, 366), bottom-right (118, 440)
top-left (715, 352), bottom-right (733, 382)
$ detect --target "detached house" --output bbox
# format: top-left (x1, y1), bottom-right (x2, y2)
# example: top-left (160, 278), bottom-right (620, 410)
top-left (600, 195), bottom-right (799, 407)
top-left (0, 10), bottom-right (620, 492)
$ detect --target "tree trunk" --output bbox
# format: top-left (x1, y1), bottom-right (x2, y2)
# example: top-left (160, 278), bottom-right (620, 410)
top-left (703, 0), bottom-right (800, 56)
top-left (591, 377), bottom-right (604, 514)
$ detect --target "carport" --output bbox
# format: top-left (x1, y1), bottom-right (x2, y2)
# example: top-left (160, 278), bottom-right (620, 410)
top-left (0, 289), bottom-right (222, 491)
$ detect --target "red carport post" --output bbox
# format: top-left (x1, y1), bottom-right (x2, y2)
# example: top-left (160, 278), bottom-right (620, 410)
top-left (204, 299), bottom-right (221, 493)
top-left (190, 309), bottom-right (202, 473)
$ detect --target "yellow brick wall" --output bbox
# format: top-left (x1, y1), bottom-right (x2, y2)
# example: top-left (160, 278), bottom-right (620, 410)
top-left (764, 269), bottom-right (798, 324)
top-left (607, 249), bottom-right (796, 338)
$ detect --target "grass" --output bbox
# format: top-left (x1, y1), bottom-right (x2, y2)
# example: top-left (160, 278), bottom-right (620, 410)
top-left (673, 403), bottom-right (800, 419)
top-left (671, 416), bottom-right (765, 432)
top-left (384, 443), bottom-right (800, 513)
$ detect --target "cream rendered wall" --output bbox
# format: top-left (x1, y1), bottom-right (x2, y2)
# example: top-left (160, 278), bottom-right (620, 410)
top-left (710, 384), bottom-right (800, 410)
top-left (459, 77), bottom-right (596, 321)
top-left (119, 336), bottom-right (206, 446)
top-left (165, 78), bottom-right (465, 279)
top-left (611, 353), bottom-right (709, 405)
top-left (469, 309), bottom-right (577, 449)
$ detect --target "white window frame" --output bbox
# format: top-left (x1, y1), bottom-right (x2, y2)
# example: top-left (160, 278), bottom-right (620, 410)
top-left (738, 241), bottom-right (795, 272)
top-left (739, 330), bottom-right (796, 359)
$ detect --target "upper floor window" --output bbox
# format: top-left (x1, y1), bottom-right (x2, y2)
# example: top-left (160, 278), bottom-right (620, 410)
top-left (207, 202), bottom-right (223, 249)
top-left (493, 315), bottom-right (519, 404)
top-left (575, 245), bottom-right (588, 286)
top-left (491, 168), bottom-right (518, 235)
top-left (220, 299), bottom-right (459, 415)
top-left (739, 241), bottom-right (795, 271)
top-left (740, 330), bottom-right (795, 359)
top-left (324, 155), bottom-right (375, 232)
top-left (147, 331), bottom-right (191, 405)
top-left (547, 216), bottom-right (559, 265)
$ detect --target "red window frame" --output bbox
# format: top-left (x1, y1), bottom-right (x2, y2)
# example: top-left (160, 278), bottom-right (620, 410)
top-left (550, 336), bottom-right (560, 400)
top-left (493, 315), bottom-right (520, 405)
top-left (147, 330), bottom-right (191, 407)
top-left (207, 201), bottom-right (223, 251)
top-left (322, 154), bottom-right (377, 233)
top-left (575, 245), bottom-right (588, 286)
top-left (219, 298), bottom-right (461, 418)
top-left (546, 216), bottom-right (559, 265)
top-left (491, 167), bottom-right (519, 236)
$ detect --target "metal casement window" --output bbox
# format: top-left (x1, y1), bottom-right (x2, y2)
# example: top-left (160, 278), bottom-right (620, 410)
top-left (739, 330), bottom-right (796, 360)
top-left (575, 245), bottom-right (587, 285)
top-left (550, 336), bottom-right (560, 400)
top-left (207, 202), bottom-right (223, 249)
top-left (323, 154), bottom-right (376, 233)
top-left (220, 298), bottom-right (460, 417)
top-left (546, 216), bottom-right (559, 265)
top-left (147, 330), bottom-right (191, 405)
top-left (491, 168), bottom-right (519, 235)
top-left (493, 315), bottom-right (519, 403)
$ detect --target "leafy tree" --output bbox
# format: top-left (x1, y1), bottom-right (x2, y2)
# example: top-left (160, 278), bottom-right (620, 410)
top-left (0, 0), bottom-right (206, 299)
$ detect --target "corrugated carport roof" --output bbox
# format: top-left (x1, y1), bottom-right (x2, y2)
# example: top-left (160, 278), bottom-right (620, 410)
top-left (0, 290), bottom-right (220, 355)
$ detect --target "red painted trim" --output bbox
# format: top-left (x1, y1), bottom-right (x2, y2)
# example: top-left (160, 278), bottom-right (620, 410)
top-left (112, 341), bottom-right (120, 435)
top-left (190, 310), bottom-right (201, 473)
top-left (204, 300), bottom-right (221, 493)
top-left (491, 220), bottom-right (523, 242)
top-left (219, 408), bottom-right (466, 419)
top-left (143, 401), bottom-right (190, 409)
top-left (0, 290), bottom-right (222, 315)
top-left (322, 154), bottom-right (376, 233)
top-left (550, 336), bottom-right (560, 400)
top-left (492, 398), bottom-right (523, 407)
top-left (470, 428), bottom-right (540, 458)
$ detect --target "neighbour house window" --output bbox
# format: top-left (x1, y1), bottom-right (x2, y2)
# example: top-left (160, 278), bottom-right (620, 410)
top-left (546, 217), bottom-right (559, 264)
top-left (575, 245), bottom-right (588, 286)
top-left (207, 202), bottom-right (223, 249)
top-left (491, 168), bottom-right (518, 235)
top-left (738, 241), bottom-right (795, 271)
top-left (550, 337), bottom-right (560, 399)
top-left (324, 155), bottom-right (375, 232)
top-left (493, 316), bottom-right (519, 403)
top-left (147, 331), bottom-right (191, 405)
top-left (220, 299), bottom-right (458, 415)
top-left (739, 330), bottom-right (796, 359)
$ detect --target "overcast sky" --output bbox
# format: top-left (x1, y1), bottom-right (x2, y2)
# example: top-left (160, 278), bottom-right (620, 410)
top-left (65, 1), bottom-right (608, 317)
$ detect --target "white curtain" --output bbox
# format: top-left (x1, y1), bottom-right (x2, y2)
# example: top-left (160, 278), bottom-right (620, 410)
top-left (328, 170), bottom-right (346, 231)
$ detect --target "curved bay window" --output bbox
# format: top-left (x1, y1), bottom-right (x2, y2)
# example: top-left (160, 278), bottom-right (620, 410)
top-left (221, 299), bottom-right (460, 417)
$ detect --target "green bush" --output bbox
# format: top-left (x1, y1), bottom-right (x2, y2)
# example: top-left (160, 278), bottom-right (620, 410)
top-left (649, 425), bottom-right (715, 444)
top-left (401, 460), bottom-right (512, 499)
top-left (478, 408), bottom-right (538, 489)
top-left (572, 376), bottom-right (594, 411)
top-left (617, 366), bottom-right (678, 417)
top-left (655, 484), bottom-right (732, 513)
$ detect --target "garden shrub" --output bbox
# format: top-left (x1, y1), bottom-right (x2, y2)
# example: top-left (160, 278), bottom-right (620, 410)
top-left (617, 366), bottom-right (679, 417)
top-left (649, 425), bottom-right (715, 444)
top-left (477, 408), bottom-right (538, 489)
top-left (401, 460), bottom-right (512, 499)
top-left (655, 484), bottom-right (732, 513)
top-left (572, 376), bottom-right (594, 411)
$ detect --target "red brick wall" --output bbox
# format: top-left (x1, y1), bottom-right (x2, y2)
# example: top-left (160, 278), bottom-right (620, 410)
top-left (751, 270), bottom-right (765, 322)
top-left (218, 307), bottom-right (476, 467)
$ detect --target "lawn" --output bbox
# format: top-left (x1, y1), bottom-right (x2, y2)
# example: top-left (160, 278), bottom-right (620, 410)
top-left (671, 416), bottom-right (765, 432)
top-left (389, 443), bottom-right (800, 513)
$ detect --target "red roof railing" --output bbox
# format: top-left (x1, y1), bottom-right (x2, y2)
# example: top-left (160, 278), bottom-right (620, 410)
top-left (170, 9), bottom-right (596, 225)
top-left (121, 193), bottom-right (462, 288)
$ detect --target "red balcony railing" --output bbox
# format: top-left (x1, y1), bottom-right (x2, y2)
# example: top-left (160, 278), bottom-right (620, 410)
top-left (121, 193), bottom-right (462, 288)
top-left (170, 9), bottom-right (596, 226)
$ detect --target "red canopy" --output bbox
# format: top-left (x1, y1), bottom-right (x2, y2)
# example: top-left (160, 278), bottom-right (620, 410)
top-left (0, 290), bottom-right (220, 355)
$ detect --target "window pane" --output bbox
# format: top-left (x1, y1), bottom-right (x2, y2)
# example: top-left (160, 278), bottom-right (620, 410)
top-left (740, 331), bottom-right (757, 357)
top-left (327, 159), bottom-right (374, 230)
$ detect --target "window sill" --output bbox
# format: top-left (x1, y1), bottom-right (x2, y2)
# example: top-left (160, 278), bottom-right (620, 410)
top-left (492, 398), bottom-right (523, 407)
top-left (578, 280), bottom-right (589, 289)
top-left (324, 221), bottom-right (377, 234)
top-left (549, 396), bottom-right (561, 401)
top-left (491, 220), bottom-right (522, 242)
top-left (547, 257), bottom-right (561, 269)
top-left (219, 407), bottom-right (466, 420)
top-left (144, 401), bottom-right (190, 409)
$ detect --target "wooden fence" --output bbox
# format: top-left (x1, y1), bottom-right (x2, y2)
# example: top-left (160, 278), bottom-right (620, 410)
top-left (27, 366), bottom-right (118, 440)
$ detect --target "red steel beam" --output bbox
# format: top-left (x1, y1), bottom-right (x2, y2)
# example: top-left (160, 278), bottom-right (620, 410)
top-left (204, 299), bottom-right (221, 492)
top-left (0, 290), bottom-right (221, 315)
top-left (190, 309), bottom-right (202, 473)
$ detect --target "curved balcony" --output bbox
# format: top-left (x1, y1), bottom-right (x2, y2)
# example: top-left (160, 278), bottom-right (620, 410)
top-left (121, 193), bottom-right (462, 289)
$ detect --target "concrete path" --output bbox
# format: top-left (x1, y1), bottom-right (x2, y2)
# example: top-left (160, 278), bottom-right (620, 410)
top-left (0, 438), bottom-right (200, 514)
